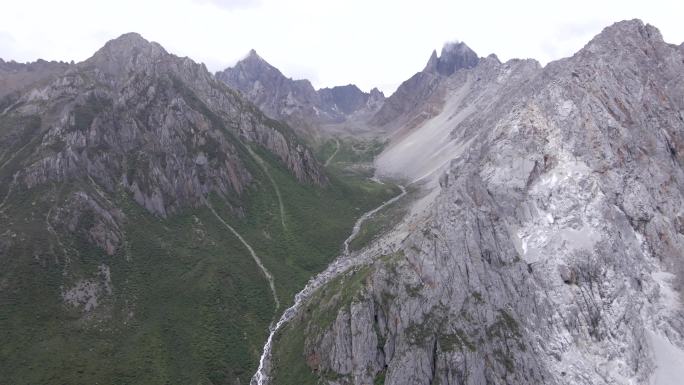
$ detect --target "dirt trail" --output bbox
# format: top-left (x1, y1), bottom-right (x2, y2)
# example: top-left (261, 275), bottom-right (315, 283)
top-left (324, 138), bottom-right (340, 167)
top-left (207, 203), bottom-right (280, 312)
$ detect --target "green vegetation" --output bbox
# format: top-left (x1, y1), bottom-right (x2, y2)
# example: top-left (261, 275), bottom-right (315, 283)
top-left (0, 183), bottom-right (277, 384)
top-left (269, 319), bottom-right (320, 385)
top-left (374, 370), bottom-right (386, 385)
top-left (0, 66), bottom-right (403, 384)
top-left (0, 139), bottom-right (397, 384)
top-left (216, 145), bottom-right (397, 305)
top-left (318, 137), bottom-right (387, 178)
top-left (438, 329), bottom-right (476, 353)
top-left (326, 137), bottom-right (386, 164)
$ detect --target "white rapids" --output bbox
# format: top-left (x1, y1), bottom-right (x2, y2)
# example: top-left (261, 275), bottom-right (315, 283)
top-left (250, 184), bottom-right (406, 385)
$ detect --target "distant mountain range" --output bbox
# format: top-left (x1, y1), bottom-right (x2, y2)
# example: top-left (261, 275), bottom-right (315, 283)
top-left (216, 50), bottom-right (385, 139)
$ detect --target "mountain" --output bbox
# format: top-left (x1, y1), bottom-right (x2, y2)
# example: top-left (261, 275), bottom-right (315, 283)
top-left (268, 20), bottom-right (684, 385)
top-left (0, 33), bottom-right (398, 385)
top-left (375, 54), bottom-right (540, 182)
top-left (423, 41), bottom-right (480, 76)
top-left (216, 51), bottom-right (385, 137)
top-left (215, 50), bottom-right (321, 128)
top-left (370, 42), bottom-right (479, 128)
top-left (318, 84), bottom-right (384, 116)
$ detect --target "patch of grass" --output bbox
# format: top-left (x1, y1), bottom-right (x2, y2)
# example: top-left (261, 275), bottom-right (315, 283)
top-left (374, 370), bottom-right (386, 385)
top-left (347, 186), bottom-right (407, 252)
top-left (269, 317), bottom-right (319, 385)
top-left (317, 137), bottom-right (387, 179)
top-left (438, 329), bottom-right (476, 353)
top-left (329, 138), bottom-right (386, 164)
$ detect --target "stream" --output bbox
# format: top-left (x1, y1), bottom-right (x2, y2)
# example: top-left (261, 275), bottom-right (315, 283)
top-left (250, 183), bottom-right (407, 385)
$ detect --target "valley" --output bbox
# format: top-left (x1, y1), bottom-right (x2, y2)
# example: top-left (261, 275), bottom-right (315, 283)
top-left (1, 17), bottom-right (684, 385)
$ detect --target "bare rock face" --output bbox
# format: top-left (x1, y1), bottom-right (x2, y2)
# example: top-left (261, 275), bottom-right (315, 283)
top-left (284, 19), bottom-right (684, 385)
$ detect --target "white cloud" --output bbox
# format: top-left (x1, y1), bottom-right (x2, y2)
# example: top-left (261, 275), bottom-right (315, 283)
top-left (0, 0), bottom-right (682, 94)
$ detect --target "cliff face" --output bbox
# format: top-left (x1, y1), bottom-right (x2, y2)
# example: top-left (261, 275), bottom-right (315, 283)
top-left (277, 20), bottom-right (684, 385)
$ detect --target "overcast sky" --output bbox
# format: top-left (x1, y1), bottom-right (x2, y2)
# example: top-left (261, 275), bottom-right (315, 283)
top-left (1, 0), bottom-right (682, 93)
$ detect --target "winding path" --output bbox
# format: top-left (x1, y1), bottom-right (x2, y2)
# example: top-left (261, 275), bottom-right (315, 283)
top-left (251, 183), bottom-right (406, 385)
top-left (208, 202), bottom-right (280, 312)
top-left (324, 138), bottom-right (340, 167)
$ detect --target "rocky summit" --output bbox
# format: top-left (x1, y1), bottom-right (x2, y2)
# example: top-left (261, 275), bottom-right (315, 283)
top-left (1, 16), bottom-right (684, 385)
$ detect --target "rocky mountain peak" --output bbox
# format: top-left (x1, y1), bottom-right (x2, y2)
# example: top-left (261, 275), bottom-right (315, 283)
top-left (602, 18), bottom-right (661, 40)
top-left (232, 48), bottom-right (282, 77)
top-left (581, 19), bottom-right (665, 56)
top-left (371, 42), bottom-right (478, 127)
top-left (94, 32), bottom-right (164, 58)
top-left (423, 41), bottom-right (479, 76)
top-left (84, 32), bottom-right (168, 76)
top-left (246, 48), bottom-right (261, 60)
top-left (369, 87), bottom-right (385, 99)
